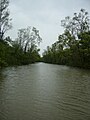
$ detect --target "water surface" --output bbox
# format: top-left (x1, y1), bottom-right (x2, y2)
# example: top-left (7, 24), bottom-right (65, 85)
top-left (0, 63), bottom-right (90, 120)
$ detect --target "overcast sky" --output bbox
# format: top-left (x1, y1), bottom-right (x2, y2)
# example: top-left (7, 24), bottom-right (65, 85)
top-left (7, 0), bottom-right (90, 54)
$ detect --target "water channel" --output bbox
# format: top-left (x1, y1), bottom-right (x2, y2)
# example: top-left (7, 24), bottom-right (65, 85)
top-left (0, 63), bottom-right (90, 120)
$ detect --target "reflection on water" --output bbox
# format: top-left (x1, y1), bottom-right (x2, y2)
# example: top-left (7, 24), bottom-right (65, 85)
top-left (0, 69), bottom-right (6, 88)
top-left (0, 63), bottom-right (90, 120)
top-left (0, 70), bottom-right (4, 80)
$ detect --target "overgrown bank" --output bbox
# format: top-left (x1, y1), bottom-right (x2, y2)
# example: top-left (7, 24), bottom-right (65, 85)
top-left (0, 1), bottom-right (90, 69)
top-left (0, 36), bottom-right (41, 67)
top-left (42, 9), bottom-right (90, 69)
top-left (0, 0), bottom-right (42, 68)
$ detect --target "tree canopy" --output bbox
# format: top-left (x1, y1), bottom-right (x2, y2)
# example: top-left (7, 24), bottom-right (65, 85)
top-left (0, 0), bottom-right (12, 40)
top-left (42, 9), bottom-right (90, 69)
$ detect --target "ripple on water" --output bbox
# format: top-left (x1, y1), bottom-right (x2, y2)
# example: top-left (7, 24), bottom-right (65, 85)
top-left (0, 63), bottom-right (90, 120)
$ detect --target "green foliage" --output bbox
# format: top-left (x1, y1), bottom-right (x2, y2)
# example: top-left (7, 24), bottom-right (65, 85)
top-left (0, 27), bottom-right (42, 67)
top-left (0, 58), bottom-right (8, 67)
top-left (0, 0), bottom-right (42, 67)
top-left (0, 0), bottom-right (12, 40)
top-left (42, 9), bottom-right (90, 69)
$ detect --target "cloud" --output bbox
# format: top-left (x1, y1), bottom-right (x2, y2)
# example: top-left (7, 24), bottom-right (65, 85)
top-left (7, 0), bottom-right (90, 54)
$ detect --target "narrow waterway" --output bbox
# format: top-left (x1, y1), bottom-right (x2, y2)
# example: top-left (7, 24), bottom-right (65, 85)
top-left (0, 63), bottom-right (90, 120)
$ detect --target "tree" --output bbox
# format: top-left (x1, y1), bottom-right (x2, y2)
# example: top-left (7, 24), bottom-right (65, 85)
top-left (0, 0), bottom-right (12, 40)
top-left (9, 26), bottom-right (42, 65)
top-left (42, 9), bottom-right (90, 69)
top-left (15, 26), bottom-right (42, 53)
top-left (61, 9), bottom-right (90, 40)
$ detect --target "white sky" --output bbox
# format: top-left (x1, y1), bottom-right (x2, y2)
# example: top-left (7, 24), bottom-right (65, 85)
top-left (7, 0), bottom-right (90, 54)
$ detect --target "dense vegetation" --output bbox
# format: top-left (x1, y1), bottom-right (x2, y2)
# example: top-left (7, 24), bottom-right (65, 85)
top-left (0, 0), bottom-right (41, 67)
top-left (42, 9), bottom-right (90, 69)
top-left (0, 27), bottom-right (42, 67)
top-left (0, 1), bottom-right (90, 69)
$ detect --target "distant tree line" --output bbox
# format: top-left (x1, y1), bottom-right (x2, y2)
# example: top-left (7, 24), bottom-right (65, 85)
top-left (0, 0), bottom-right (42, 67)
top-left (0, 0), bottom-right (90, 69)
top-left (0, 26), bottom-right (42, 67)
top-left (42, 9), bottom-right (90, 69)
